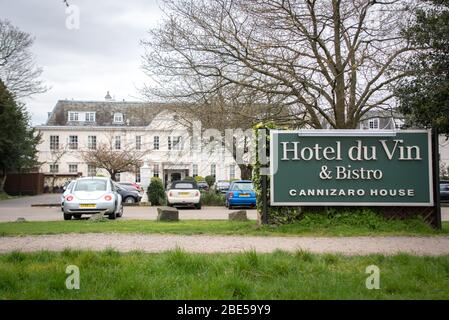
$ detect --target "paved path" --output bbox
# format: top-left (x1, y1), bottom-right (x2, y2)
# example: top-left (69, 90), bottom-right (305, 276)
top-left (0, 206), bottom-right (258, 221)
top-left (1, 233), bottom-right (449, 255)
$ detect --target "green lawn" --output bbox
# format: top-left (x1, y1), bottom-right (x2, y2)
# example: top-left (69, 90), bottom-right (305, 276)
top-left (0, 192), bottom-right (15, 201)
top-left (0, 249), bottom-right (448, 299)
top-left (0, 217), bottom-right (448, 237)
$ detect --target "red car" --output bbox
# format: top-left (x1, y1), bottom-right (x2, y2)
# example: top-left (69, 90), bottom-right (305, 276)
top-left (118, 182), bottom-right (143, 193)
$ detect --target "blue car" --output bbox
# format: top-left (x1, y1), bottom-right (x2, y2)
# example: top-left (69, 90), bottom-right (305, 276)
top-left (225, 180), bottom-right (256, 209)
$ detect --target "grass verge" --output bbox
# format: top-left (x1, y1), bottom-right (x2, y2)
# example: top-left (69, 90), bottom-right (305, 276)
top-left (0, 192), bottom-right (15, 201)
top-left (0, 215), bottom-right (448, 237)
top-left (0, 249), bottom-right (448, 299)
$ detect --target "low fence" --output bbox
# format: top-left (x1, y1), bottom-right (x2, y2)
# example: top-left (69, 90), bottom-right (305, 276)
top-left (4, 172), bottom-right (45, 196)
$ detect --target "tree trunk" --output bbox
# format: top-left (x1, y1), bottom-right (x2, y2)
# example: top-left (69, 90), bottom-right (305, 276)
top-left (0, 169), bottom-right (7, 193)
top-left (239, 164), bottom-right (253, 180)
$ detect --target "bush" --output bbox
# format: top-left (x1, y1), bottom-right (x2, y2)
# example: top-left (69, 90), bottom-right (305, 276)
top-left (184, 176), bottom-right (195, 182)
top-left (194, 176), bottom-right (205, 182)
top-left (201, 191), bottom-right (226, 206)
top-left (147, 177), bottom-right (166, 206)
top-left (205, 175), bottom-right (215, 187)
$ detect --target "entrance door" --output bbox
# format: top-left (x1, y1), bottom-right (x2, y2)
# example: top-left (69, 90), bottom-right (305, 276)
top-left (170, 172), bottom-right (181, 182)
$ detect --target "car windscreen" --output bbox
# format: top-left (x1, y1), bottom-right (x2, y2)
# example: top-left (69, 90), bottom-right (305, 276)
top-left (231, 182), bottom-right (254, 191)
top-left (217, 182), bottom-right (230, 187)
top-left (74, 180), bottom-right (108, 192)
top-left (172, 182), bottom-right (196, 189)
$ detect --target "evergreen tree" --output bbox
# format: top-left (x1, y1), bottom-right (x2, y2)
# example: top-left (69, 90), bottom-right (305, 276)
top-left (0, 80), bottom-right (41, 192)
top-left (397, 1), bottom-right (449, 133)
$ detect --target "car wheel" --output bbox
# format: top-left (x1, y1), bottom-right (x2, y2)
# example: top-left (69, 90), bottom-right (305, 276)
top-left (108, 211), bottom-right (116, 220)
top-left (124, 196), bottom-right (136, 204)
top-left (117, 203), bottom-right (124, 218)
top-left (73, 214), bottom-right (82, 219)
top-left (195, 203), bottom-right (202, 210)
top-left (63, 213), bottom-right (72, 220)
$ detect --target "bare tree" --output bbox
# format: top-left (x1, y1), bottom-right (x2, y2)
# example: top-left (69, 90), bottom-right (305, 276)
top-left (46, 144), bottom-right (69, 193)
top-left (81, 134), bottom-right (145, 181)
top-left (142, 0), bottom-right (421, 129)
top-left (0, 20), bottom-right (46, 98)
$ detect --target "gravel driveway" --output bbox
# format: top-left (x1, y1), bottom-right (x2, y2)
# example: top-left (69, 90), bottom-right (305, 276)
top-left (1, 233), bottom-right (449, 255)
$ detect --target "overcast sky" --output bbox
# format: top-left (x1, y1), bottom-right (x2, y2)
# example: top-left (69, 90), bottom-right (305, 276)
top-left (0, 0), bottom-right (162, 125)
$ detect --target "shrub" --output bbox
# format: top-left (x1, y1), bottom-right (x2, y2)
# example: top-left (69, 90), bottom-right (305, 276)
top-left (147, 177), bottom-right (165, 206)
top-left (205, 175), bottom-right (215, 187)
top-left (201, 191), bottom-right (226, 206)
top-left (184, 176), bottom-right (195, 182)
top-left (194, 176), bottom-right (205, 182)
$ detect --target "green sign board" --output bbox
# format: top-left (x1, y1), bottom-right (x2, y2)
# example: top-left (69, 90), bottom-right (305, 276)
top-left (270, 130), bottom-right (433, 206)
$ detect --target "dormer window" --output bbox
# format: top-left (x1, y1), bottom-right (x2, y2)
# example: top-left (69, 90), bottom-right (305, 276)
top-left (114, 113), bottom-right (123, 123)
top-left (85, 112), bottom-right (96, 122)
top-left (68, 112), bottom-right (79, 121)
top-left (368, 118), bottom-right (379, 130)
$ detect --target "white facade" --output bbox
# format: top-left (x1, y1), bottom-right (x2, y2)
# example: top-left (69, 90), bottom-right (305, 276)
top-left (36, 105), bottom-right (241, 188)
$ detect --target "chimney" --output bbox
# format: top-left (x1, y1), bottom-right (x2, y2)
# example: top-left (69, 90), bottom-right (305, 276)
top-left (105, 91), bottom-right (112, 101)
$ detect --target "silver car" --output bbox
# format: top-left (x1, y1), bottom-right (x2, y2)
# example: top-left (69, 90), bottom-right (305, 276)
top-left (61, 180), bottom-right (75, 211)
top-left (62, 177), bottom-right (123, 220)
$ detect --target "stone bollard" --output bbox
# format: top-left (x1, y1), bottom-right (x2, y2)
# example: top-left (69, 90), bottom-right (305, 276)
top-left (157, 206), bottom-right (179, 221)
top-left (229, 210), bottom-right (248, 221)
top-left (89, 210), bottom-right (108, 222)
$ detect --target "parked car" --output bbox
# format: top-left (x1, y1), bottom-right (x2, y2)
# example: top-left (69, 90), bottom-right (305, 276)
top-left (114, 183), bottom-right (142, 203)
top-left (214, 180), bottom-right (230, 194)
top-left (225, 180), bottom-right (256, 209)
top-left (118, 182), bottom-right (143, 193)
top-left (60, 180), bottom-right (75, 211)
top-left (440, 180), bottom-right (449, 202)
top-left (166, 180), bottom-right (201, 209)
top-left (197, 181), bottom-right (209, 192)
top-left (62, 177), bottom-right (123, 220)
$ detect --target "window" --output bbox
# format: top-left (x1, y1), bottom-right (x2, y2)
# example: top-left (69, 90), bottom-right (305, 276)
top-left (87, 165), bottom-right (96, 177)
top-left (192, 164), bottom-right (198, 177)
top-left (210, 164), bottom-right (216, 177)
top-left (50, 135), bottom-right (59, 150)
top-left (85, 112), bottom-right (95, 122)
top-left (230, 165), bottom-right (235, 180)
top-left (69, 164), bottom-right (78, 173)
top-left (115, 136), bottom-right (121, 150)
top-left (75, 180), bottom-right (107, 192)
top-left (88, 136), bottom-right (97, 150)
top-left (153, 164), bottom-right (159, 178)
top-left (115, 173), bottom-right (121, 182)
top-left (368, 118), bottom-right (379, 130)
top-left (50, 164), bottom-right (59, 173)
top-left (68, 112), bottom-right (79, 121)
top-left (136, 136), bottom-right (142, 150)
top-left (168, 136), bottom-right (182, 151)
top-left (153, 136), bottom-right (159, 150)
top-left (69, 135), bottom-right (78, 149)
top-left (113, 113), bottom-right (123, 123)
top-left (135, 168), bottom-right (141, 183)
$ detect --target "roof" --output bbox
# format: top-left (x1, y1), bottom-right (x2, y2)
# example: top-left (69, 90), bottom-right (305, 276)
top-left (45, 100), bottom-right (175, 127)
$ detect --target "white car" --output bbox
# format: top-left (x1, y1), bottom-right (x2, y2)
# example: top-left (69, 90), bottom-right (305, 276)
top-left (62, 177), bottom-right (123, 220)
top-left (166, 180), bottom-right (201, 209)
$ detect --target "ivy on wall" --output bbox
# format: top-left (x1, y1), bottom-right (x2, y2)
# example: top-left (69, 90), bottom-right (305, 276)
top-left (252, 122), bottom-right (302, 225)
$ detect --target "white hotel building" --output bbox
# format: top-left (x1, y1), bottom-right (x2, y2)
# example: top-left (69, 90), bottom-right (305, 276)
top-left (36, 95), bottom-right (242, 188)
